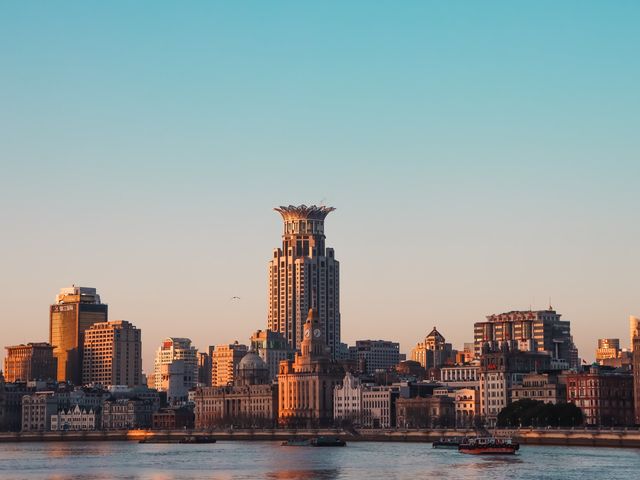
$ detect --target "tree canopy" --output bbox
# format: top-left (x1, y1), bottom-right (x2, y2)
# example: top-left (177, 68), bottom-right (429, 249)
top-left (497, 399), bottom-right (583, 428)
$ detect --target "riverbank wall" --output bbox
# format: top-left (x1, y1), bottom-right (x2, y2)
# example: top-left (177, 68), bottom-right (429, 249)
top-left (2, 428), bottom-right (640, 448)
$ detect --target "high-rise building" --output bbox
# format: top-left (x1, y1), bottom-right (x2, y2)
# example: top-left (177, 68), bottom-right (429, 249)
top-left (197, 352), bottom-right (212, 387)
top-left (250, 330), bottom-right (294, 381)
top-left (153, 338), bottom-right (198, 392)
top-left (348, 340), bottom-right (401, 374)
top-left (49, 286), bottom-right (108, 384)
top-left (211, 342), bottom-right (248, 387)
top-left (268, 205), bottom-right (340, 358)
top-left (82, 321), bottom-right (142, 387)
top-left (3, 343), bottom-right (56, 382)
top-left (630, 316), bottom-right (640, 351)
top-left (474, 309), bottom-right (578, 367)
top-left (595, 338), bottom-right (621, 364)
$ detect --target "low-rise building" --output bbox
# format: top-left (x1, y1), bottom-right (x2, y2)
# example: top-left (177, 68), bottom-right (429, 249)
top-left (194, 351), bottom-right (278, 428)
top-left (362, 386), bottom-right (397, 428)
top-left (566, 365), bottom-right (634, 426)
top-left (152, 407), bottom-right (194, 430)
top-left (101, 398), bottom-right (156, 430)
top-left (396, 395), bottom-right (455, 428)
top-left (440, 365), bottom-right (479, 389)
top-left (510, 373), bottom-right (566, 405)
top-left (333, 372), bottom-right (362, 425)
top-left (21, 391), bottom-right (59, 432)
top-left (51, 405), bottom-right (97, 431)
top-left (454, 388), bottom-right (479, 427)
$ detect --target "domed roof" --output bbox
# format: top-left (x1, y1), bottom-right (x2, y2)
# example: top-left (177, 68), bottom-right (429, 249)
top-left (238, 352), bottom-right (267, 370)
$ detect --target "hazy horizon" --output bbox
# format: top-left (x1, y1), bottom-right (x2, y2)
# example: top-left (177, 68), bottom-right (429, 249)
top-left (1, 2), bottom-right (639, 374)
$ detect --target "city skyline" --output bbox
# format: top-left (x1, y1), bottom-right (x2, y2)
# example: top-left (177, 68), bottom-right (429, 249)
top-left (2, 2), bottom-right (639, 374)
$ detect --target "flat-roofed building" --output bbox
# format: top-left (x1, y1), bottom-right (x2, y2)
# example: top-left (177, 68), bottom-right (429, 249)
top-left (82, 321), bottom-right (142, 387)
top-left (4, 343), bottom-right (56, 382)
top-left (153, 338), bottom-right (198, 392)
top-left (349, 340), bottom-right (400, 374)
top-left (474, 309), bottom-right (578, 368)
top-left (211, 342), bottom-right (248, 387)
top-left (566, 365), bottom-right (634, 426)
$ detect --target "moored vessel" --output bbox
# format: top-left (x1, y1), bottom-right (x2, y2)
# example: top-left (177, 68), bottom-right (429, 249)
top-left (458, 437), bottom-right (519, 455)
top-left (432, 437), bottom-right (465, 449)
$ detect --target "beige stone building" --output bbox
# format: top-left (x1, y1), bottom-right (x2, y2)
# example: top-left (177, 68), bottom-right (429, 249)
top-left (211, 342), bottom-right (248, 387)
top-left (510, 373), bottom-right (566, 405)
top-left (82, 321), bottom-right (142, 387)
top-left (268, 205), bottom-right (341, 358)
top-left (410, 327), bottom-right (453, 369)
top-left (194, 352), bottom-right (277, 428)
top-left (4, 343), bottom-right (56, 382)
top-left (277, 309), bottom-right (344, 427)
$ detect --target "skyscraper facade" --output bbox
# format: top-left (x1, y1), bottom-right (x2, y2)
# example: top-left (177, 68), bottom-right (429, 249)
top-left (3, 343), bottom-right (56, 382)
top-left (268, 205), bottom-right (340, 358)
top-left (211, 342), bottom-right (248, 387)
top-left (49, 286), bottom-right (108, 384)
top-left (473, 309), bottom-right (578, 367)
top-left (630, 316), bottom-right (640, 351)
top-left (82, 320), bottom-right (142, 387)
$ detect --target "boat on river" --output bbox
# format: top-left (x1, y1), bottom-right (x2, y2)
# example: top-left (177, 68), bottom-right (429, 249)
top-left (432, 437), bottom-right (465, 449)
top-left (281, 436), bottom-right (346, 447)
top-left (458, 437), bottom-right (519, 455)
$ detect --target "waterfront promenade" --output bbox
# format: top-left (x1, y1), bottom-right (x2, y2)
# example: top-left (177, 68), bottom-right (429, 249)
top-left (2, 427), bottom-right (640, 448)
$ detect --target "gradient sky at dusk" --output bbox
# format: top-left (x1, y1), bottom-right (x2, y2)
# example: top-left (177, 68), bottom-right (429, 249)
top-left (1, 1), bottom-right (639, 372)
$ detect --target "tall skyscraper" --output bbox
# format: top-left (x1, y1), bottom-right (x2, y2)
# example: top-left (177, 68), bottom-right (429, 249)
top-left (3, 343), bottom-right (56, 382)
top-left (268, 205), bottom-right (340, 358)
top-left (82, 320), bottom-right (142, 387)
top-left (630, 316), bottom-right (640, 351)
top-left (153, 338), bottom-right (198, 392)
top-left (49, 286), bottom-right (108, 384)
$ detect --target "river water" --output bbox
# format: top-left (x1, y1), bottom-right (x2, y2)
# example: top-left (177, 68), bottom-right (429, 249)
top-left (0, 441), bottom-right (638, 480)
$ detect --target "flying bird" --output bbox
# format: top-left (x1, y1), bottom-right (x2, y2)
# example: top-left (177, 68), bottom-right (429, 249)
top-left (231, 296), bottom-right (241, 300)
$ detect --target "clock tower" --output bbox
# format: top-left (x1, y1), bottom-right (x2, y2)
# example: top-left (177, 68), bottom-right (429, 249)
top-left (301, 308), bottom-right (328, 359)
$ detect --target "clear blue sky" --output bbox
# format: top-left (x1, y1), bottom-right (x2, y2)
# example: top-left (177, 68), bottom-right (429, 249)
top-left (1, 1), bottom-right (639, 372)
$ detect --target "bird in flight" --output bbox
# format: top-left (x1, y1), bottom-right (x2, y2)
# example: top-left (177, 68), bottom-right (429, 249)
top-left (231, 296), bottom-right (241, 300)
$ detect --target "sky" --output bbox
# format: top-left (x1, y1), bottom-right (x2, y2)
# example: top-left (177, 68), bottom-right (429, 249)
top-left (1, 1), bottom-right (639, 373)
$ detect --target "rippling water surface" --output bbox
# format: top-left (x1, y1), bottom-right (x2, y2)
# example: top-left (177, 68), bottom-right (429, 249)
top-left (0, 441), bottom-right (638, 480)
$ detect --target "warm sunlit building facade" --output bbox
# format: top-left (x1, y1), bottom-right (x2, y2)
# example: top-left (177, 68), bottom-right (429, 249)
top-left (277, 309), bottom-right (344, 426)
top-left (49, 286), bottom-right (108, 384)
top-left (3, 343), bottom-right (56, 382)
top-left (82, 320), bottom-right (142, 387)
top-left (211, 342), bottom-right (248, 387)
top-left (268, 205), bottom-right (341, 358)
top-left (153, 338), bottom-right (198, 392)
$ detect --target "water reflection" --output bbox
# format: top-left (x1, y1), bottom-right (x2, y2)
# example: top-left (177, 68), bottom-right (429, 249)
top-left (265, 469), bottom-right (340, 480)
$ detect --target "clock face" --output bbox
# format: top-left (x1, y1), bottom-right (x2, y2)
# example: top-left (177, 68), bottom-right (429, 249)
top-left (304, 329), bottom-right (311, 338)
top-left (313, 328), bottom-right (322, 338)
